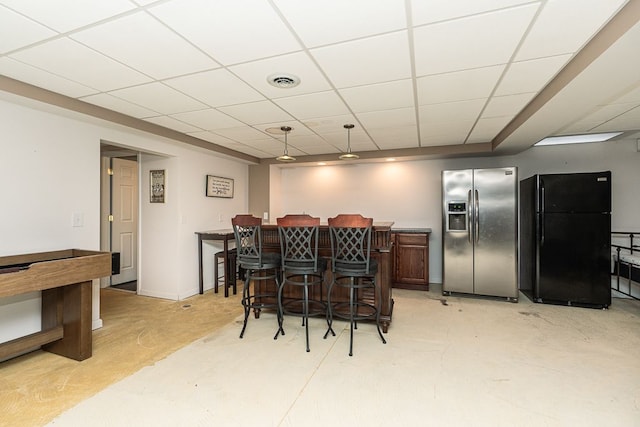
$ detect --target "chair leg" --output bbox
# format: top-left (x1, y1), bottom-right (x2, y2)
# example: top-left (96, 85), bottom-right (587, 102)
top-left (349, 278), bottom-right (355, 356)
top-left (303, 280), bottom-right (310, 352)
top-left (214, 254), bottom-right (220, 294)
top-left (239, 271), bottom-right (252, 339)
top-left (323, 280), bottom-right (336, 339)
top-left (274, 276), bottom-right (285, 340)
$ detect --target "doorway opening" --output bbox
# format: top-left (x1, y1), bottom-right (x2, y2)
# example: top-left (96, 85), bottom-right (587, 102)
top-left (100, 143), bottom-right (139, 293)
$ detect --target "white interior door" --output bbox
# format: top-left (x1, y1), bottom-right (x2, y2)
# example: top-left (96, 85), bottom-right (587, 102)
top-left (111, 158), bottom-right (138, 285)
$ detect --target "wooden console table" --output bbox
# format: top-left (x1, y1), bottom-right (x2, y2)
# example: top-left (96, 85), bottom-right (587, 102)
top-left (195, 229), bottom-right (235, 294)
top-left (0, 249), bottom-right (111, 361)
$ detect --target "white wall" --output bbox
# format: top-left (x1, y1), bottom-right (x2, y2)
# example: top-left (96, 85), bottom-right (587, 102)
top-left (277, 138), bottom-right (640, 284)
top-left (0, 97), bottom-right (249, 345)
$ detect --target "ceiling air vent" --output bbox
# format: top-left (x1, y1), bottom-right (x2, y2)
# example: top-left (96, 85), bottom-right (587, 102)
top-left (267, 73), bottom-right (300, 89)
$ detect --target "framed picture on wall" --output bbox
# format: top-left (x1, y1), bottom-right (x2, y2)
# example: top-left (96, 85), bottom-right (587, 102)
top-left (150, 169), bottom-right (165, 203)
top-left (206, 175), bottom-right (234, 198)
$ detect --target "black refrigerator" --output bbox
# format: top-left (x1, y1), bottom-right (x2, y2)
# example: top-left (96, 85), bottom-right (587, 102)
top-left (520, 171), bottom-right (611, 308)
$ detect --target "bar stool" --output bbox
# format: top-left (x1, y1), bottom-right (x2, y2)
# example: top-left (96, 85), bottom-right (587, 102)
top-left (274, 214), bottom-right (328, 352)
top-left (323, 214), bottom-right (386, 356)
top-left (232, 214), bottom-right (281, 339)
top-left (214, 247), bottom-right (237, 297)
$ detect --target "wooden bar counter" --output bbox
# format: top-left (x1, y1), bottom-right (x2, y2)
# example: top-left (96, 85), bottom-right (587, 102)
top-left (0, 249), bottom-right (111, 361)
top-left (259, 222), bottom-right (395, 332)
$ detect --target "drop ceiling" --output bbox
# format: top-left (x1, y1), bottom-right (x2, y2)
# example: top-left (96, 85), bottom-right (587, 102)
top-left (1, 0), bottom-right (639, 165)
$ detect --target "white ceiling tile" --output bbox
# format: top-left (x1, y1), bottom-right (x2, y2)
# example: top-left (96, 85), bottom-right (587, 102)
top-left (610, 85), bottom-right (640, 104)
top-left (419, 122), bottom-right (472, 145)
top-left (171, 108), bottom-right (243, 130)
top-left (411, 0), bottom-right (535, 26)
top-left (368, 125), bottom-right (419, 148)
top-left (0, 0), bottom-right (137, 32)
top-left (419, 99), bottom-right (485, 124)
top-left (310, 31), bottom-right (412, 88)
top-left (515, 0), bottom-right (628, 61)
top-left (482, 93), bottom-right (535, 118)
top-left (417, 65), bottom-right (505, 105)
top-left (212, 126), bottom-right (270, 141)
top-left (10, 38), bottom-right (151, 91)
top-left (357, 107), bottom-right (416, 129)
top-left (81, 93), bottom-right (158, 117)
top-left (164, 69), bottom-right (265, 107)
top-left (467, 116), bottom-right (514, 143)
top-left (414, 5), bottom-right (538, 76)
top-left (218, 101), bottom-right (293, 125)
top-left (495, 54), bottom-right (571, 96)
top-left (0, 57), bottom-right (97, 98)
top-left (144, 115), bottom-right (202, 133)
top-left (274, 0), bottom-right (407, 47)
top-left (228, 52), bottom-right (332, 98)
top-left (109, 82), bottom-right (206, 114)
top-left (71, 12), bottom-right (219, 80)
top-left (301, 115), bottom-right (359, 134)
top-left (149, 0), bottom-right (301, 65)
top-left (273, 91), bottom-right (350, 120)
top-left (339, 80), bottom-right (414, 113)
top-left (0, 6), bottom-right (56, 54)
top-left (187, 130), bottom-right (237, 145)
top-left (592, 105), bottom-right (640, 132)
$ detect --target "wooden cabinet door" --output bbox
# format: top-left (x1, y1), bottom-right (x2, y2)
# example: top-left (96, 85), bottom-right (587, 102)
top-left (393, 233), bottom-right (429, 290)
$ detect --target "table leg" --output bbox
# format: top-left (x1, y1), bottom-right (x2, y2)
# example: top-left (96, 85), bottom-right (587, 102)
top-left (223, 239), bottom-right (229, 297)
top-left (198, 235), bottom-right (204, 294)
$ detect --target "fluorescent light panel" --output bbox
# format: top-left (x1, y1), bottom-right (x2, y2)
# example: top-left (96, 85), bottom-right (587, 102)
top-left (534, 132), bottom-right (623, 146)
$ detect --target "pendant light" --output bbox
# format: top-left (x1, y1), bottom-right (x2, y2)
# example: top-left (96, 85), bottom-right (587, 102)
top-left (276, 126), bottom-right (296, 162)
top-left (339, 124), bottom-right (359, 160)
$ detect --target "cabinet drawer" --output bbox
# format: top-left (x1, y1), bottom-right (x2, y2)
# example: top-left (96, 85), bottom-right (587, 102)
top-left (396, 233), bottom-right (428, 246)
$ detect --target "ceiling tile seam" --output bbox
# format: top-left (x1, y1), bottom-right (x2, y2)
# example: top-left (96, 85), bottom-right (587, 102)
top-left (266, 0), bottom-right (380, 153)
top-left (410, 0), bottom-right (544, 31)
top-left (3, 55), bottom-right (104, 96)
top-left (0, 3), bottom-right (146, 57)
top-left (404, 0), bottom-right (422, 149)
top-left (461, 1), bottom-right (547, 145)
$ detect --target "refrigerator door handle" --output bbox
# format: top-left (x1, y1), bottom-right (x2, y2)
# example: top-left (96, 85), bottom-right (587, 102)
top-left (474, 189), bottom-right (480, 243)
top-left (540, 183), bottom-right (545, 247)
top-left (467, 190), bottom-right (472, 243)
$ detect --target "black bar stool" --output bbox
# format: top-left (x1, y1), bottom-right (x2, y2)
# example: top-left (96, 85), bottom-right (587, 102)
top-left (214, 247), bottom-right (237, 297)
top-left (324, 214), bottom-right (386, 356)
top-left (232, 214), bottom-right (281, 339)
top-left (274, 214), bottom-right (328, 352)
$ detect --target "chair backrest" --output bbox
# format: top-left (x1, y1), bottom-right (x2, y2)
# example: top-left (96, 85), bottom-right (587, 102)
top-left (231, 214), bottom-right (265, 267)
top-left (327, 214), bottom-right (373, 274)
top-left (277, 214), bottom-right (320, 271)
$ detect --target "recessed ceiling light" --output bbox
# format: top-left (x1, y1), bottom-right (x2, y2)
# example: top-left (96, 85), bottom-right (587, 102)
top-left (267, 73), bottom-right (300, 89)
top-left (534, 132), bottom-right (623, 146)
top-left (386, 158), bottom-right (396, 162)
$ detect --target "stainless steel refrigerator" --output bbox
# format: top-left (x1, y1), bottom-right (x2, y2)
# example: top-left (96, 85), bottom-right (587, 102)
top-left (519, 172), bottom-right (611, 308)
top-left (442, 167), bottom-right (518, 301)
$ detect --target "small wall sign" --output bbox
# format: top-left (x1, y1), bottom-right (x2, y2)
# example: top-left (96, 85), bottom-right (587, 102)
top-left (206, 175), bottom-right (234, 198)
top-left (150, 169), bottom-right (165, 203)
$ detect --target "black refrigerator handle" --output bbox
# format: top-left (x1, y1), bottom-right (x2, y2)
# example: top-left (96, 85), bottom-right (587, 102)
top-left (540, 182), bottom-right (545, 247)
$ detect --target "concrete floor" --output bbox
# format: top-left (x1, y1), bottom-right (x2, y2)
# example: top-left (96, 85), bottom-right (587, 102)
top-left (46, 285), bottom-right (640, 427)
